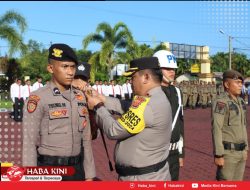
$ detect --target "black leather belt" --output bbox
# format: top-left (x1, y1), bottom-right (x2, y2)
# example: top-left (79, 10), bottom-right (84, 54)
top-left (38, 154), bottom-right (81, 166)
top-left (223, 141), bottom-right (246, 151)
top-left (115, 158), bottom-right (167, 177)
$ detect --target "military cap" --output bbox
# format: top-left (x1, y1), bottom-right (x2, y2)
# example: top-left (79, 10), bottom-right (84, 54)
top-left (123, 57), bottom-right (160, 77)
top-left (48, 43), bottom-right (78, 65)
top-left (223, 69), bottom-right (244, 81)
top-left (75, 62), bottom-right (91, 80)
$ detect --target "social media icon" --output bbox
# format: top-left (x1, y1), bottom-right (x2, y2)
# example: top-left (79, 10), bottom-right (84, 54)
top-left (192, 183), bottom-right (198, 188)
top-left (130, 183), bottom-right (135, 188)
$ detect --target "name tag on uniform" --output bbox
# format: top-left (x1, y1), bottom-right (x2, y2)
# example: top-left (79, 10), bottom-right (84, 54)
top-left (49, 109), bottom-right (69, 119)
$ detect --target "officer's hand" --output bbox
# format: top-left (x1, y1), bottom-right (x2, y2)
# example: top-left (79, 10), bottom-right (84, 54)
top-left (72, 79), bottom-right (87, 91)
top-left (85, 91), bottom-right (103, 110)
top-left (214, 157), bottom-right (224, 167)
top-left (179, 158), bottom-right (184, 167)
top-left (84, 87), bottom-right (106, 103)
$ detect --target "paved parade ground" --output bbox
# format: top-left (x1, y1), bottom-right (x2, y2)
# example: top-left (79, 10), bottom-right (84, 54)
top-left (1, 106), bottom-right (250, 181)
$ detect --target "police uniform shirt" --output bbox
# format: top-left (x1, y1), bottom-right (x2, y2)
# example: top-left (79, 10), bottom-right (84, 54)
top-left (95, 86), bottom-right (172, 180)
top-left (33, 81), bottom-right (44, 91)
top-left (22, 82), bottom-right (96, 179)
top-left (212, 92), bottom-right (248, 156)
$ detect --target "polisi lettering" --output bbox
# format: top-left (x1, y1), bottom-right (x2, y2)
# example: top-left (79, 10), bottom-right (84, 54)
top-left (167, 55), bottom-right (176, 63)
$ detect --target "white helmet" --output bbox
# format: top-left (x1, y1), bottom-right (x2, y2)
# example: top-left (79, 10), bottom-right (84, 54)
top-left (153, 50), bottom-right (178, 69)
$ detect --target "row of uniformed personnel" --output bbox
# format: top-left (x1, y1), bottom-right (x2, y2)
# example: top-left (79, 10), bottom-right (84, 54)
top-left (178, 80), bottom-right (223, 109)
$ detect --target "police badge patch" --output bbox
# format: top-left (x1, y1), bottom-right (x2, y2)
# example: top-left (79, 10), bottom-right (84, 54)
top-left (215, 102), bottom-right (226, 115)
top-left (27, 100), bottom-right (37, 113)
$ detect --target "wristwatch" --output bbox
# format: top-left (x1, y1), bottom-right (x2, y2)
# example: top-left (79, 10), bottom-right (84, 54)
top-left (93, 102), bottom-right (105, 113)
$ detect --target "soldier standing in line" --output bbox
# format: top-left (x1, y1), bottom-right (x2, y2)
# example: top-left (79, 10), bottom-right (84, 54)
top-left (218, 83), bottom-right (225, 95)
top-left (201, 81), bottom-right (208, 109)
top-left (197, 80), bottom-right (203, 107)
top-left (22, 43), bottom-right (96, 181)
top-left (182, 81), bottom-right (188, 109)
top-left (188, 81), bottom-right (193, 109)
top-left (207, 82), bottom-right (212, 107)
top-left (191, 80), bottom-right (198, 109)
top-left (212, 69), bottom-right (248, 181)
top-left (211, 81), bottom-right (217, 103)
top-left (153, 50), bottom-right (185, 181)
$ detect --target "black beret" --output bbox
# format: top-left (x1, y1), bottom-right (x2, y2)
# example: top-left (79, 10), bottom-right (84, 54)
top-left (48, 43), bottom-right (78, 65)
top-left (123, 57), bottom-right (160, 77)
top-left (75, 62), bottom-right (91, 80)
top-left (223, 69), bottom-right (244, 81)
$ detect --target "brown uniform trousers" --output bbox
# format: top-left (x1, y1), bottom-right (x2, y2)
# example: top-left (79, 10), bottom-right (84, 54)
top-left (212, 92), bottom-right (248, 180)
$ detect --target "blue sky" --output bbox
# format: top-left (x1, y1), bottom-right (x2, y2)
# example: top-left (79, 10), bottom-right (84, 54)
top-left (0, 1), bottom-right (249, 57)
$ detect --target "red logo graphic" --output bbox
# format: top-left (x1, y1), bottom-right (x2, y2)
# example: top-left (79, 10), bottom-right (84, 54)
top-left (131, 96), bottom-right (146, 108)
top-left (6, 166), bottom-right (25, 181)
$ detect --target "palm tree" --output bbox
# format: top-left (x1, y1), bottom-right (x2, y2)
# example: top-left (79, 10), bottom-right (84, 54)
top-left (117, 40), bottom-right (154, 65)
top-left (0, 10), bottom-right (27, 56)
top-left (82, 22), bottom-right (133, 78)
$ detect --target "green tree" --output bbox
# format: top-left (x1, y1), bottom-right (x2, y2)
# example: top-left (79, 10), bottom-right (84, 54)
top-left (232, 53), bottom-right (249, 76)
top-left (210, 52), bottom-right (250, 76)
top-left (5, 58), bottom-right (22, 87)
top-left (82, 22), bottom-right (133, 79)
top-left (76, 49), bottom-right (92, 63)
top-left (0, 10), bottom-right (27, 56)
top-left (117, 41), bottom-right (154, 65)
top-left (210, 52), bottom-right (229, 72)
top-left (19, 40), bottom-right (50, 83)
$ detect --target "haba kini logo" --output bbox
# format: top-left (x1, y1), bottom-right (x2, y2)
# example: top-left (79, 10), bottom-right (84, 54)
top-left (1, 166), bottom-right (25, 181)
top-left (1, 165), bottom-right (75, 181)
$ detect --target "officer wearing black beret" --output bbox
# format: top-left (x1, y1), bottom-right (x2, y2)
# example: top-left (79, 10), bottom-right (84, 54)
top-left (85, 57), bottom-right (172, 181)
top-left (212, 69), bottom-right (248, 181)
top-left (22, 43), bottom-right (96, 181)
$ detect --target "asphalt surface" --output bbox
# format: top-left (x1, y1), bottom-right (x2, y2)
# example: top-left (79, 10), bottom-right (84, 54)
top-left (0, 106), bottom-right (249, 181)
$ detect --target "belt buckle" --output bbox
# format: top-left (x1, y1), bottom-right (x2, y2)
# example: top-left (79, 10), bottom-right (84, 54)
top-left (58, 157), bottom-right (68, 166)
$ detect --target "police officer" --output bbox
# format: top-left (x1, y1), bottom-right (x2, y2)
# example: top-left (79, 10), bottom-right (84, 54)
top-left (22, 44), bottom-right (96, 181)
top-left (153, 50), bottom-right (184, 181)
top-left (85, 57), bottom-right (172, 181)
top-left (212, 69), bottom-right (248, 181)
